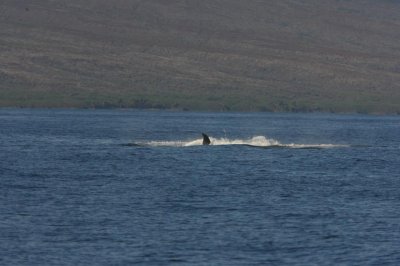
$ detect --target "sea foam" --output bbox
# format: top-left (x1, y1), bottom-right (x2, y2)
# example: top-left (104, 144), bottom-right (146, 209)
top-left (139, 136), bottom-right (347, 149)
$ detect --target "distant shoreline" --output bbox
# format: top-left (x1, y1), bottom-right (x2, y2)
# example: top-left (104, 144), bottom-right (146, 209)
top-left (1, 106), bottom-right (398, 116)
top-left (2, 1), bottom-right (400, 116)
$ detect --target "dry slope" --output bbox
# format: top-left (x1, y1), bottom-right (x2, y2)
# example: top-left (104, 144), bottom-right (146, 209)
top-left (1, 0), bottom-right (400, 112)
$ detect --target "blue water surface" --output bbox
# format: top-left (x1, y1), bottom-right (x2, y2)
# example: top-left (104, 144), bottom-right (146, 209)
top-left (0, 109), bottom-right (399, 265)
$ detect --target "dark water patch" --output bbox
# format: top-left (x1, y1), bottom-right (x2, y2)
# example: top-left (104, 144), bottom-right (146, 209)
top-left (121, 143), bottom-right (141, 147)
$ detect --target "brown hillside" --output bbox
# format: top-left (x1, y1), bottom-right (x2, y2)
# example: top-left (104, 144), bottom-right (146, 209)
top-left (1, 0), bottom-right (400, 112)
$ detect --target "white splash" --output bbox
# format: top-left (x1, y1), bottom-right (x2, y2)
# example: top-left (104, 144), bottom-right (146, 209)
top-left (210, 136), bottom-right (280, 146)
top-left (139, 136), bottom-right (347, 149)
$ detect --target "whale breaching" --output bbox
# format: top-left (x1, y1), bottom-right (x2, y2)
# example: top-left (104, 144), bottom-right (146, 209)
top-left (202, 133), bottom-right (211, 145)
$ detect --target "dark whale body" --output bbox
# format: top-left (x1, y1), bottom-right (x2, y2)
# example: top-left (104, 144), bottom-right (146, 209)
top-left (202, 133), bottom-right (211, 145)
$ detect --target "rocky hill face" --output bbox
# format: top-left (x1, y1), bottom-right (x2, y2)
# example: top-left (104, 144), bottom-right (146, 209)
top-left (1, 0), bottom-right (400, 113)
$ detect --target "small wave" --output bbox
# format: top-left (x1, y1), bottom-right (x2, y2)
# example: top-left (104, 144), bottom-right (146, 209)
top-left (133, 136), bottom-right (347, 149)
top-left (283, 143), bottom-right (348, 149)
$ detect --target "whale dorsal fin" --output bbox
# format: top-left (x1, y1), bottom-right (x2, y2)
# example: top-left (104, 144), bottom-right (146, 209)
top-left (202, 133), bottom-right (211, 145)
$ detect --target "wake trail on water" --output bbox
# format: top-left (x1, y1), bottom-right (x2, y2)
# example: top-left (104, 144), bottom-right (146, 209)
top-left (135, 136), bottom-right (348, 149)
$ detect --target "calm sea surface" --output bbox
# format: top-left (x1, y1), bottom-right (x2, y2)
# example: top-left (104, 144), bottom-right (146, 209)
top-left (1, 109), bottom-right (399, 265)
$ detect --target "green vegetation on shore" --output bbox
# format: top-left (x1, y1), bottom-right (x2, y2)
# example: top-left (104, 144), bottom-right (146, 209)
top-left (1, 0), bottom-right (400, 113)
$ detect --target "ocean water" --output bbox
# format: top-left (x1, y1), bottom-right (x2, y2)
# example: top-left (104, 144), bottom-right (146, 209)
top-left (0, 109), bottom-right (399, 265)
